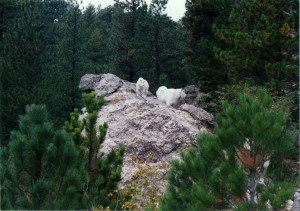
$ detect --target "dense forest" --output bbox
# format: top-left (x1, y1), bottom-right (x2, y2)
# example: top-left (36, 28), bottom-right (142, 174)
top-left (1, 0), bottom-right (298, 144)
top-left (0, 0), bottom-right (299, 210)
top-left (1, 0), bottom-right (190, 144)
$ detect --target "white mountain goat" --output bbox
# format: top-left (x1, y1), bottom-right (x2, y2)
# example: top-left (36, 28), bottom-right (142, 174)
top-left (156, 86), bottom-right (186, 107)
top-left (136, 77), bottom-right (149, 98)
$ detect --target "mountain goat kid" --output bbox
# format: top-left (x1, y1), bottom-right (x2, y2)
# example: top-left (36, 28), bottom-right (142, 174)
top-left (156, 86), bottom-right (186, 107)
top-left (136, 77), bottom-right (149, 98)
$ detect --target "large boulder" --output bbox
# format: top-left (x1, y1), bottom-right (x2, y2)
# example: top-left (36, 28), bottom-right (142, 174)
top-left (79, 74), bottom-right (215, 194)
top-left (79, 73), bottom-right (123, 96)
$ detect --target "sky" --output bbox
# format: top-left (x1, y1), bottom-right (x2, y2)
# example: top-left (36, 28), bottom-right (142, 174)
top-left (80, 0), bottom-right (186, 21)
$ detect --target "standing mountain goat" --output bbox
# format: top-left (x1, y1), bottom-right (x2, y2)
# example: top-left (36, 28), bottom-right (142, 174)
top-left (136, 77), bottom-right (149, 98)
top-left (156, 86), bottom-right (186, 107)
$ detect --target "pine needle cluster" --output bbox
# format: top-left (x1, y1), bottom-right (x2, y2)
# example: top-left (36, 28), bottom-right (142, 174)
top-left (1, 92), bottom-right (124, 209)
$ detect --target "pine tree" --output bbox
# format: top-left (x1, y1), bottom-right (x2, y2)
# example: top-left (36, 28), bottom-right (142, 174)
top-left (0, 0), bottom-right (17, 144)
top-left (1, 0), bottom-right (69, 145)
top-left (147, 0), bottom-right (188, 90)
top-left (85, 6), bottom-right (115, 74)
top-left (213, 0), bottom-right (299, 122)
top-left (160, 87), bottom-right (297, 210)
top-left (213, 0), bottom-right (298, 92)
top-left (81, 4), bottom-right (96, 33)
top-left (0, 0), bottom-right (16, 41)
top-left (58, 0), bottom-right (86, 112)
top-left (81, 4), bottom-right (100, 74)
top-left (0, 104), bottom-right (89, 209)
top-left (130, 0), bottom-right (188, 91)
top-left (155, 19), bottom-right (188, 89)
top-left (182, 0), bottom-right (234, 92)
top-left (148, 0), bottom-right (168, 87)
top-left (34, 0), bottom-right (71, 128)
top-left (64, 92), bottom-right (125, 209)
top-left (85, 28), bottom-right (108, 74)
top-left (111, 0), bottom-right (147, 82)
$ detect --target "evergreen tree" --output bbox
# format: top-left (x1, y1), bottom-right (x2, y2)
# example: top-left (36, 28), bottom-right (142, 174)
top-left (85, 6), bottom-right (116, 74)
top-left (160, 87), bottom-right (297, 210)
top-left (1, 0), bottom-right (68, 145)
top-left (0, 0), bottom-right (17, 144)
top-left (81, 4), bottom-right (102, 74)
top-left (182, 0), bottom-right (298, 119)
top-left (111, 0), bottom-right (147, 82)
top-left (182, 0), bottom-right (234, 92)
top-left (213, 0), bottom-right (298, 92)
top-left (58, 0), bottom-right (86, 112)
top-left (147, 0), bottom-right (189, 89)
top-left (0, 104), bottom-right (89, 209)
top-left (213, 0), bottom-right (299, 122)
top-left (90, 0), bottom-right (188, 90)
top-left (132, 0), bottom-right (188, 91)
top-left (64, 92), bottom-right (125, 209)
top-left (35, 0), bottom-right (70, 128)
top-left (81, 4), bottom-right (96, 33)
top-left (148, 0), bottom-right (168, 87)
top-left (0, 0), bottom-right (16, 41)
top-left (155, 19), bottom-right (188, 89)
top-left (85, 28), bottom-right (109, 74)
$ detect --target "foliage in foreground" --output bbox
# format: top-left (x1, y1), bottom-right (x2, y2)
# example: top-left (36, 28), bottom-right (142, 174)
top-left (160, 87), bottom-right (298, 210)
top-left (0, 104), bottom-right (89, 209)
top-left (64, 92), bottom-right (125, 209)
top-left (1, 92), bottom-right (125, 209)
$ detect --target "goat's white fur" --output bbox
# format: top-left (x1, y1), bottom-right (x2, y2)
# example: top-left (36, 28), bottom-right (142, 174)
top-left (156, 86), bottom-right (186, 107)
top-left (136, 77), bottom-right (149, 98)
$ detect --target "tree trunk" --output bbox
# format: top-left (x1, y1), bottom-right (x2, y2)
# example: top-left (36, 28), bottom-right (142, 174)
top-left (129, 0), bottom-right (136, 82)
top-left (71, 6), bottom-right (77, 111)
top-left (129, 55), bottom-right (134, 82)
top-left (155, 29), bottom-right (160, 88)
top-left (249, 169), bottom-right (256, 202)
